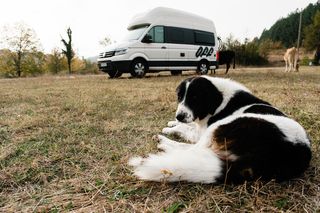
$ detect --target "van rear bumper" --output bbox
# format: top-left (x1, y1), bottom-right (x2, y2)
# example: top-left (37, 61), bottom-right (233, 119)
top-left (98, 60), bottom-right (131, 73)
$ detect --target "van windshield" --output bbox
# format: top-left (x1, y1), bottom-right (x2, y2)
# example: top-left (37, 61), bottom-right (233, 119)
top-left (122, 26), bottom-right (149, 41)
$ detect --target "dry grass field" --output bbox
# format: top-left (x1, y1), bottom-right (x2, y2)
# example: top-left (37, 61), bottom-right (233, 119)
top-left (0, 67), bottom-right (319, 212)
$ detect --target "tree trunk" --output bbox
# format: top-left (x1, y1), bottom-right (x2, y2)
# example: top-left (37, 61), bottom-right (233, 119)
top-left (68, 59), bottom-right (72, 74)
top-left (17, 64), bottom-right (21, 77)
top-left (17, 51), bottom-right (22, 77)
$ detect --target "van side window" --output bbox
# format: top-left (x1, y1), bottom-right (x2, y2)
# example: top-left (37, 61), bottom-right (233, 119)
top-left (166, 27), bottom-right (205, 45)
top-left (166, 27), bottom-right (185, 44)
top-left (194, 31), bottom-right (215, 46)
top-left (146, 26), bottom-right (164, 43)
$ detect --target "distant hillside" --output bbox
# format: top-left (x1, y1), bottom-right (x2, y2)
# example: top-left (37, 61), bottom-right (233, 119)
top-left (260, 3), bottom-right (320, 47)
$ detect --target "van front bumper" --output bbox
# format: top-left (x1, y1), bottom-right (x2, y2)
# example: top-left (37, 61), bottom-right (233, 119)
top-left (97, 60), bottom-right (131, 73)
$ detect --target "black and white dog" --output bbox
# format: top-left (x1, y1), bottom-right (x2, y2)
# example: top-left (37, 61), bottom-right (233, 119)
top-left (129, 76), bottom-right (311, 183)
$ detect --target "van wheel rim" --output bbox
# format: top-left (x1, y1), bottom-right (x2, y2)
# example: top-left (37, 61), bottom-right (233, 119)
top-left (134, 63), bottom-right (145, 76)
top-left (200, 64), bottom-right (208, 74)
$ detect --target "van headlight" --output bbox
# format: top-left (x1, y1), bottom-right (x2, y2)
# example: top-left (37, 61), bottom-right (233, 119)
top-left (114, 48), bottom-right (128, 56)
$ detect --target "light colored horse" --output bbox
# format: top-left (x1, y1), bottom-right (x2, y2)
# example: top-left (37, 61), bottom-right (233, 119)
top-left (284, 47), bottom-right (298, 72)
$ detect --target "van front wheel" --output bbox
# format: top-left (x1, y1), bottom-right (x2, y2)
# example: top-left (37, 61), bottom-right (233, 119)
top-left (131, 59), bottom-right (147, 78)
top-left (197, 61), bottom-right (209, 75)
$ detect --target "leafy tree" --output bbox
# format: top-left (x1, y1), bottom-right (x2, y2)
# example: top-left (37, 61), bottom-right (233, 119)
top-left (224, 34), bottom-right (241, 50)
top-left (23, 51), bottom-right (46, 76)
top-left (258, 39), bottom-right (283, 58)
top-left (220, 36), bottom-right (268, 66)
top-left (0, 49), bottom-right (46, 77)
top-left (303, 10), bottom-right (320, 51)
top-left (0, 49), bottom-right (15, 77)
top-left (47, 47), bottom-right (66, 74)
top-left (61, 27), bottom-right (74, 74)
top-left (81, 59), bottom-right (99, 74)
top-left (71, 56), bottom-right (85, 71)
top-left (0, 22), bottom-right (41, 77)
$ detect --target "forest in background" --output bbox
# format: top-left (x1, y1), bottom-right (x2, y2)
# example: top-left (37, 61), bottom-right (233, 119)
top-left (260, 3), bottom-right (320, 50)
top-left (221, 3), bottom-right (320, 66)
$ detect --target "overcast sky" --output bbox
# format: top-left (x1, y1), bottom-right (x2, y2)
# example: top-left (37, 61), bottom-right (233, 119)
top-left (0, 0), bottom-right (316, 58)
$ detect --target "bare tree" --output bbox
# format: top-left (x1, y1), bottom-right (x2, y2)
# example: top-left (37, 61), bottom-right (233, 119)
top-left (99, 36), bottom-right (112, 47)
top-left (0, 22), bottom-right (41, 77)
top-left (61, 27), bottom-right (74, 74)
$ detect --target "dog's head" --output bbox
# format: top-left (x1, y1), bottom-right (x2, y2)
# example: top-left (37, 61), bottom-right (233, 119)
top-left (175, 77), bottom-right (223, 123)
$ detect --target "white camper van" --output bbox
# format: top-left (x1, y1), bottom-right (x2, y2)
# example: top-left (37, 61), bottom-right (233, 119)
top-left (97, 7), bottom-right (219, 78)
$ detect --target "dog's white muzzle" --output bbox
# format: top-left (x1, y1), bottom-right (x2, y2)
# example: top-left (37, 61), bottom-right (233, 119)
top-left (175, 103), bottom-right (194, 123)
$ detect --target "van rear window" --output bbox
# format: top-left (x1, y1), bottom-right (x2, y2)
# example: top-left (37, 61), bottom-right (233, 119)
top-left (164, 26), bottom-right (214, 46)
top-left (195, 31), bottom-right (215, 46)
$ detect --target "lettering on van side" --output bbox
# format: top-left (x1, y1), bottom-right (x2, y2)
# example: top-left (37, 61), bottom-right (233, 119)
top-left (195, 47), bottom-right (214, 57)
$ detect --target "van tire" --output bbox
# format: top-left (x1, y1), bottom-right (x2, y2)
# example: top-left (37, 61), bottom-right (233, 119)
top-left (171, 70), bottom-right (182, 75)
top-left (130, 59), bottom-right (147, 78)
top-left (197, 60), bottom-right (209, 75)
top-left (108, 70), bottom-right (122, 78)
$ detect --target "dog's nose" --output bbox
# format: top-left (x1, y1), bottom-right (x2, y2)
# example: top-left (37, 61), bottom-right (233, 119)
top-left (176, 113), bottom-right (186, 122)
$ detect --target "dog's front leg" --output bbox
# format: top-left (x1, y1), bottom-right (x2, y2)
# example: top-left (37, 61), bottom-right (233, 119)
top-left (167, 120), bottom-right (180, 127)
top-left (167, 120), bottom-right (195, 128)
top-left (162, 123), bottom-right (201, 143)
top-left (154, 134), bottom-right (192, 152)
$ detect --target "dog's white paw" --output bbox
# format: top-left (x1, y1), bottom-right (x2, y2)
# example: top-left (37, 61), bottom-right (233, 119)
top-left (152, 135), bottom-right (160, 142)
top-left (128, 156), bottom-right (143, 167)
top-left (157, 134), bottom-right (170, 142)
top-left (157, 142), bottom-right (170, 151)
top-left (167, 120), bottom-right (179, 127)
top-left (162, 127), bottom-right (174, 135)
top-left (156, 135), bottom-right (173, 151)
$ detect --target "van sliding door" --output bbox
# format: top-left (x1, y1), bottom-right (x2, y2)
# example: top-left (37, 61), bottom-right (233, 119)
top-left (165, 27), bottom-right (197, 70)
top-left (142, 26), bottom-right (168, 70)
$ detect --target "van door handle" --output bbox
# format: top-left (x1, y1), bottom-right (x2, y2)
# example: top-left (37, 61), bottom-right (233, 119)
top-left (180, 53), bottom-right (185, 57)
top-left (161, 46), bottom-right (166, 49)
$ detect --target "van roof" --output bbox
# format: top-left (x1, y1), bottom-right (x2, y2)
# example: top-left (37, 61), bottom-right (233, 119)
top-left (127, 7), bottom-right (216, 33)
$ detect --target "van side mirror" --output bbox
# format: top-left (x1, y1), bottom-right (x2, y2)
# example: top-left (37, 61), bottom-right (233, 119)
top-left (142, 34), bottom-right (153, 43)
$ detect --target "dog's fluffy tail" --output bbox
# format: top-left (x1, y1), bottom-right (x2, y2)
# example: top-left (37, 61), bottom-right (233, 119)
top-left (128, 147), bottom-right (222, 183)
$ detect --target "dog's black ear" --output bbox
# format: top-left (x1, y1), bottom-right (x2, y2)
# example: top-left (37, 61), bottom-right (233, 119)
top-left (176, 77), bottom-right (195, 102)
top-left (176, 77), bottom-right (195, 92)
top-left (191, 77), bottom-right (223, 116)
top-left (183, 77), bottom-right (223, 120)
top-left (207, 82), bottom-right (223, 115)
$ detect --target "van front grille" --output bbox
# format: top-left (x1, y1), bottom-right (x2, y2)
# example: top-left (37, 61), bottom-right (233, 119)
top-left (99, 51), bottom-right (115, 58)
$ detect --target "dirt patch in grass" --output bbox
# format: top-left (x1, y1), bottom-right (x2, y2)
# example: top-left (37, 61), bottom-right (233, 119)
top-left (0, 67), bottom-right (319, 212)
